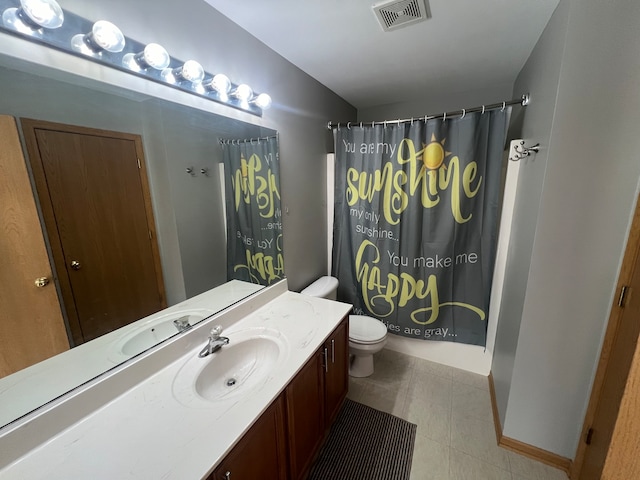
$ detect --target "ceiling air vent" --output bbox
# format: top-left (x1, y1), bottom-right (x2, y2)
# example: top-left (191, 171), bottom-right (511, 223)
top-left (373, 0), bottom-right (431, 32)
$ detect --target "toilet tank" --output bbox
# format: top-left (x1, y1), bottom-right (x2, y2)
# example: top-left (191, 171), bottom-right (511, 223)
top-left (300, 276), bottom-right (339, 300)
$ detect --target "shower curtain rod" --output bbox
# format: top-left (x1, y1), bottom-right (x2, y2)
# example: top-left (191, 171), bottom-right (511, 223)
top-left (327, 93), bottom-right (530, 130)
top-left (219, 133), bottom-right (278, 145)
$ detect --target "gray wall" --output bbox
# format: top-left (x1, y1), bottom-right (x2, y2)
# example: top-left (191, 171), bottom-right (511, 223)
top-left (357, 83), bottom-right (513, 122)
top-left (54, 0), bottom-right (357, 292)
top-left (493, 0), bottom-right (640, 458)
top-left (491, 0), bottom-right (569, 430)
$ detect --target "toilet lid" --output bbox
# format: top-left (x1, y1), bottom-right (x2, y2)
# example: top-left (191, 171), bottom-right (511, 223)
top-left (349, 315), bottom-right (387, 344)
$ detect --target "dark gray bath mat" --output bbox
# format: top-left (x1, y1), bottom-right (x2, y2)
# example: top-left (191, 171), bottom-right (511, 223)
top-left (308, 398), bottom-right (417, 480)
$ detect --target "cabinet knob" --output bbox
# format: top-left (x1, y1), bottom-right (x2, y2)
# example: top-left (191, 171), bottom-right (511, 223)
top-left (224, 471), bottom-right (231, 479)
top-left (70, 260), bottom-right (81, 271)
top-left (34, 277), bottom-right (50, 288)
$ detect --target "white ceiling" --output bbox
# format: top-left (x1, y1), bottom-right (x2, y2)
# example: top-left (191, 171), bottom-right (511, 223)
top-left (204, 0), bottom-right (560, 109)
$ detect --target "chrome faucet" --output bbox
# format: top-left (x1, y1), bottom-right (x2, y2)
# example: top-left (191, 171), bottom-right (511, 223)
top-left (198, 325), bottom-right (229, 358)
top-left (173, 315), bottom-right (192, 333)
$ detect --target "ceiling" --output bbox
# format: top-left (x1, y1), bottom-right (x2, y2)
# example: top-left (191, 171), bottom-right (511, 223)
top-left (204, 0), bottom-right (560, 109)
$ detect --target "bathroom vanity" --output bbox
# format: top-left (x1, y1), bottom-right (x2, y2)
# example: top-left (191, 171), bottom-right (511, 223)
top-left (0, 280), bottom-right (352, 479)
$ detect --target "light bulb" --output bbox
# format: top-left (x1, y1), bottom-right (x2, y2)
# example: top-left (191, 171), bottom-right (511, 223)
top-left (209, 74), bottom-right (231, 93)
top-left (181, 60), bottom-right (205, 84)
top-left (161, 60), bottom-right (204, 85)
top-left (232, 84), bottom-right (253, 102)
top-left (203, 73), bottom-right (231, 100)
top-left (71, 20), bottom-right (125, 54)
top-left (123, 43), bottom-right (170, 71)
top-left (91, 21), bottom-right (125, 52)
top-left (253, 93), bottom-right (272, 110)
top-left (21, 0), bottom-right (63, 28)
top-left (2, 0), bottom-right (63, 32)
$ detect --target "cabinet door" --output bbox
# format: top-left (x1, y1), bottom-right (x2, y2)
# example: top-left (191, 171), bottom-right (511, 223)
top-left (210, 395), bottom-right (287, 480)
top-left (286, 350), bottom-right (325, 480)
top-left (324, 316), bottom-right (349, 426)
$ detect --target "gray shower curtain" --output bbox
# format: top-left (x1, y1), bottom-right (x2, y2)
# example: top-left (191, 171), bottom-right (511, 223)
top-left (332, 111), bottom-right (508, 346)
top-left (222, 136), bottom-right (283, 286)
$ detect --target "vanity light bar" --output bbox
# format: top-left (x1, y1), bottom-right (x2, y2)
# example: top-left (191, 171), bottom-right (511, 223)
top-left (0, 0), bottom-right (272, 115)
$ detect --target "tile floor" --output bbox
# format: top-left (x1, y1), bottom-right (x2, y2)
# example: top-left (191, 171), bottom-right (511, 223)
top-left (346, 349), bottom-right (569, 480)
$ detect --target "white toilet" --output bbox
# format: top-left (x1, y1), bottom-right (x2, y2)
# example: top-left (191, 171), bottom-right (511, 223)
top-left (301, 276), bottom-right (388, 377)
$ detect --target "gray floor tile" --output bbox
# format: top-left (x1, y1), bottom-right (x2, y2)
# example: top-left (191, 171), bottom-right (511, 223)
top-left (451, 381), bottom-right (494, 423)
top-left (413, 356), bottom-right (454, 379)
top-left (509, 451), bottom-right (569, 480)
top-left (366, 348), bottom-right (416, 389)
top-left (364, 349), bottom-right (567, 480)
top-left (346, 377), bottom-right (367, 402)
top-left (451, 367), bottom-right (489, 390)
top-left (357, 382), bottom-right (408, 418)
top-left (449, 448), bottom-right (511, 480)
top-left (410, 434), bottom-right (450, 480)
top-left (450, 413), bottom-right (510, 470)
top-left (405, 394), bottom-right (451, 445)
top-left (407, 369), bottom-right (453, 409)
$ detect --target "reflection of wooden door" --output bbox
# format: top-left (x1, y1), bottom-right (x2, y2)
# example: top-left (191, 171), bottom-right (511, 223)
top-left (22, 119), bottom-right (166, 345)
top-left (573, 194), bottom-right (640, 479)
top-left (0, 115), bottom-right (69, 378)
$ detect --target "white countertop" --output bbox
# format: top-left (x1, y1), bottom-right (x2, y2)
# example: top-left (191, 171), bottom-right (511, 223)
top-left (0, 286), bottom-right (352, 479)
top-left (0, 280), bottom-right (263, 429)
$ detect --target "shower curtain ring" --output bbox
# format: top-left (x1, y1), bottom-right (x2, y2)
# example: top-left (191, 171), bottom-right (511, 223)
top-left (461, 109), bottom-right (466, 119)
top-left (481, 105), bottom-right (485, 114)
top-left (360, 122), bottom-right (363, 128)
top-left (347, 122), bottom-right (351, 129)
top-left (443, 112), bottom-right (447, 122)
top-left (501, 101), bottom-right (506, 112)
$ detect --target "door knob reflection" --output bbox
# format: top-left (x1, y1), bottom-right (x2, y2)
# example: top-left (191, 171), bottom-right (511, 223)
top-left (34, 277), bottom-right (50, 287)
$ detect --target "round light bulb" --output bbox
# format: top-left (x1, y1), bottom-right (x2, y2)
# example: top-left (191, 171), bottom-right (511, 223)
top-left (20, 0), bottom-right (63, 29)
top-left (141, 43), bottom-right (170, 70)
top-left (211, 74), bottom-right (231, 94)
top-left (180, 60), bottom-right (205, 84)
top-left (233, 84), bottom-right (253, 102)
top-left (91, 20), bottom-right (125, 53)
top-left (254, 93), bottom-right (272, 109)
top-left (2, 8), bottom-right (30, 33)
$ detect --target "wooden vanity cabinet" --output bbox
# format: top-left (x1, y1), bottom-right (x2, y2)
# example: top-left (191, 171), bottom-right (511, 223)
top-left (208, 315), bottom-right (349, 480)
top-left (286, 315), bottom-right (349, 480)
top-left (208, 395), bottom-right (287, 480)
top-left (323, 317), bottom-right (349, 426)
top-left (285, 349), bottom-right (326, 480)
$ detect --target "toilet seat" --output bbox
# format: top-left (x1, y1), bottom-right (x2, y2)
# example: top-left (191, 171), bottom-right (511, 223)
top-left (349, 315), bottom-right (387, 344)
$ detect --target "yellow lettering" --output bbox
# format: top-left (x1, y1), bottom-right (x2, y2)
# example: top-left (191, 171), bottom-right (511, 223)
top-left (345, 139), bottom-right (480, 225)
top-left (462, 161), bottom-right (481, 198)
top-left (353, 240), bottom-right (485, 324)
top-left (231, 153), bottom-right (280, 219)
top-left (234, 249), bottom-right (284, 285)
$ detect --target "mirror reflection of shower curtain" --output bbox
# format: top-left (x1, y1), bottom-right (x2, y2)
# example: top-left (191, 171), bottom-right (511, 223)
top-left (222, 135), bottom-right (283, 286)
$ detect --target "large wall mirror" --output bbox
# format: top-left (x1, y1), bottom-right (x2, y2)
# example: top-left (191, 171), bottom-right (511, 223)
top-left (0, 52), bottom-right (282, 429)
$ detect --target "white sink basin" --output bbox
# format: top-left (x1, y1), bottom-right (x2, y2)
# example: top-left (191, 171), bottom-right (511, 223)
top-left (172, 327), bottom-right (288, 407)
top-left (111, 309), bottom-right (212, 360)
